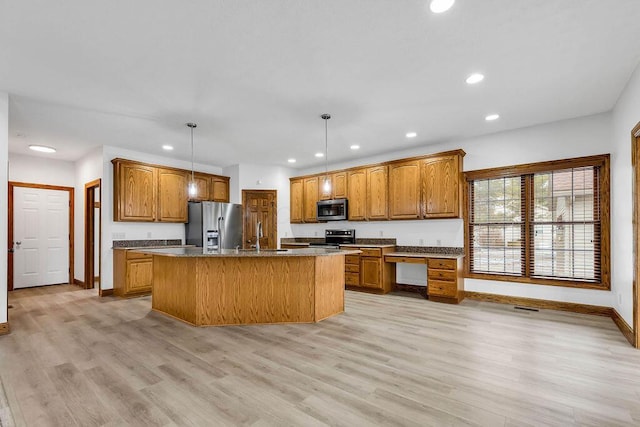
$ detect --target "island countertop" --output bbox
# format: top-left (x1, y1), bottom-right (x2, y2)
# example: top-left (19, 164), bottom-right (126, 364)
top-left (133, 246), bottom-right (361, 258)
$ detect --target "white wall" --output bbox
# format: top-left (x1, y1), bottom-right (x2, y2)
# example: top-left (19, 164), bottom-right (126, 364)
top-left (0, 92), bottom-right (8, 324)
top-left (611, 63), bottom-right (640, 325)
top-left (100, 145), bottom-right (225, 290)
top-left (295, 112), bottom-right (616, 304)
top-left (8, 153), bottom-right (75, 186)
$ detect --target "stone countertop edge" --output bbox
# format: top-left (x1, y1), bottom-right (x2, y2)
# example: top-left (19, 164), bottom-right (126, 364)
top-left (338, 244), bottom-right (397, 248)
top-left (113, 245), bottom-right (195, 250)
top-left (131, 247), bottom-right (362, 258)
top-left (386, 252), bottom-right (464, 259)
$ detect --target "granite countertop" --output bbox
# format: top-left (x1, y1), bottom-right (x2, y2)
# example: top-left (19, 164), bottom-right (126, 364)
top-left (339, 244), bottom-right (396, 248)
top-left (113, 245), bottom-right (194, 250)
top-left (280, 242), bottom-right (311, 246)
top-left (386, 252), bottom-right (464, 259)
top-left (132, 247), bottom-right (361, 258)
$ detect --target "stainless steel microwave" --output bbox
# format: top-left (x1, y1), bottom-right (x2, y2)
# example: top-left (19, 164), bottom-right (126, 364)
top-left (317, 199), bottom-right (348, 221)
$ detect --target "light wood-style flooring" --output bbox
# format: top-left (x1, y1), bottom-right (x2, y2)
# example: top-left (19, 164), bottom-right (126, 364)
top-left (1, 285), bottom-right (639, 426)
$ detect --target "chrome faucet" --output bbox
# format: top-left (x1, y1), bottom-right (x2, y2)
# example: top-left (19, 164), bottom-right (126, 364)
top-left (256, 221), bottom-right (263, 252)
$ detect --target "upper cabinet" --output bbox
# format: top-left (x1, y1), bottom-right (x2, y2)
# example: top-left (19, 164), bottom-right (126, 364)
top-left (303, 177), bottom-right (319, 223)
top-left (318, 175), bottom-right (332, 201)
top-left (388, 160), bottom-right (421, 220)
top-left (290, 178), bottom-right (304, 223)
top-left (347, 169), bottom-right (367, 221)
top-left (421, 154), bottom-right (462, 218)
top-left (112, 158), bottom-right (230, 222)
top-left (113, 160), bottom-right (157, 221)
top-left (332, 171), bottom-right (348, 199)
top-left (366, 166), bottom-right (388, 220)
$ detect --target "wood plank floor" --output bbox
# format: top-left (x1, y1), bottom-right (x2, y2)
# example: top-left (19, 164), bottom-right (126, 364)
top-left (1, 285), bottom-right (639, 426)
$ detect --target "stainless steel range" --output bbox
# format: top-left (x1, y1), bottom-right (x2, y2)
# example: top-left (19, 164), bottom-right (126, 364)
top-left (309, 229), bottom-right (356, 249)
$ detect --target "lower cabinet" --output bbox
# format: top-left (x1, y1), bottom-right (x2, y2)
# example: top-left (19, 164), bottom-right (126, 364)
top-left (113, 250), bottom-right (153, 297)
top-left (342, 246), bottom-right (396, 293)
top-left (427, 258), bottom-right (463, 303)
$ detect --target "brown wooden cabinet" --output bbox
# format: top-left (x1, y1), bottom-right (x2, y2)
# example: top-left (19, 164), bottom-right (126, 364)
top-left (388, 160), bottom-right (421, 219)
top-left (332, 171), bottom-right (348, 199)
top-left (422, 154), bottom-right (462, 219)
top-left (303, 177), bottom-right (319, 223)
top-left (157, 168), bottom-right (189, 222)
top-left (113, 158), bottom-right (230, 222)
top-left (347, 169), bottom-right (367, 221)
top-left (113, 250), bottom-right (153, 297)
top-left (366, 166), bottom-right (388, 220)
top-left (427, 257), bottom-right (464, 303)
top-left (113, 160), bottom-right (157, 222)
top-left (342, 246), bottom-right (396, 293)
top-left (318, 175), bottom-right (332, 200)
top-left (290, 178), bottom-right (304, 223)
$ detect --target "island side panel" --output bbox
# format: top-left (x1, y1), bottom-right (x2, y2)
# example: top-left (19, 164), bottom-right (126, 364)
top-left (152, 256), bottom-right (198, 325)
top-left (314, 255), bottom-right (345, 321)
top-left (196, 256), bottom-right (316, 326)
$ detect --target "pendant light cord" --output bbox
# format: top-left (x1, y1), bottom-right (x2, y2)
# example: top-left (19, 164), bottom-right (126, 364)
top-left (190, 125), bottom-right (195, 183)
top-left (325, 117), bottom-right (328, 180)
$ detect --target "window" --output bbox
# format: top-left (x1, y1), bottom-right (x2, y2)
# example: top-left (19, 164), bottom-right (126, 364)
top-left (465, 154), bottom-right (610, 289)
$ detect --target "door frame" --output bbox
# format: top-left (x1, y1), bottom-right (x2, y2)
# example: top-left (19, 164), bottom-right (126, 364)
top-left (84, 179), bottom-right (101, 292)
top-left (242, 189), bottom-right (278, 249)
top-left (632, 121), bottom-right (640, 348)
top-left (7, 182), bottom-right (74, 291)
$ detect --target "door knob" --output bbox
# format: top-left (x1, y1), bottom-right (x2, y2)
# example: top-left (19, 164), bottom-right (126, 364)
top-left (15, 241), bottom-right (21, 246)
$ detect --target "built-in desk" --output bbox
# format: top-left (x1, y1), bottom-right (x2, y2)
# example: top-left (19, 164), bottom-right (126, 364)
top-left (385, 252), bottom-right (465, 304)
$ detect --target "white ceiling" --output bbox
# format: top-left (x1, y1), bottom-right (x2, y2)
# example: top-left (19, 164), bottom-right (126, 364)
top-left (2, 0), bottom-right (640, 168)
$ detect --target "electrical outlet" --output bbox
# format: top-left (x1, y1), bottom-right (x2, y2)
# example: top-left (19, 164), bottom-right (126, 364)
top-left (314, 231), bottom-right (318, 237)
top-left (147, 232), bottom-right (152, 238)
top-left (285, 231), bottom-right (288, 237)
top-left (436, 239), bottom-right (442, 246)
top-left (379, 230), bottom-right (384, 237)
top-left (618, 293), bottom-right (622, 304)
top-left (112, 232), bottom-right (125, 239)
top-left (419, 238), bottom-right (424, 245)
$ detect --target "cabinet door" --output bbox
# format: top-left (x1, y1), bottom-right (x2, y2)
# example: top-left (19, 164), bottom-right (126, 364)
top-left (367, 165), bottom-right (388, 220)
top-left (360, 257), bottom-right (382, 289)
top-left (319, 175), bottom-right (332, 200)
top-left (157, 168), bottom-right (189, 222)
top-left (422, 155), bottom-right (461, 218)
top-left (332, 171), bottom-right (348, 199)
top-left (290, 178), bottom-right (304, 223)
top-left (211, 176), bottom-right (229, 202)
top-left (347, 169), bottom-right (367, 220)
top-left (188, 173), bottom-right (210, 202)
top-left (388, 160), bottom-right (421, 219)
top-left (303, 177), bottom-right (319, 223)
top-left (126, 259), bottom-right (153, 292)
top-left (114, 161), bottom-right (156, 221)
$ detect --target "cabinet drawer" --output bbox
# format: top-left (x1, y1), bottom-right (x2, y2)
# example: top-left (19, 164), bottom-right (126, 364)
top-left (428, 268), bottom-right (456, 282)
top-left (385, 255), bottom-right (426, 264)
top-left (345, 263), bottom-right (360, 273)
top-left (345, 254), bottom-right (360, 264)
top-left (360, 248), bottom-right (382, 257)
top-left (428, 280), bottom-right (458, 298)
top-left (126, 251), bottom-right (153, 260)
top-left (345, 272), bottom-right (360, 286)
top-left (427, 258), bottom-right (457, 270)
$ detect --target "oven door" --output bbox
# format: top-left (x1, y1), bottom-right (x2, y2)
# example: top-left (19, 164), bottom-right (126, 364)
top-left (317, 199), bottom-right (348, 221)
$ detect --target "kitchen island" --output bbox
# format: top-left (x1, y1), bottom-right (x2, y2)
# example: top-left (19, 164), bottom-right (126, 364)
top-left (135, 247), bottom-right (358, 327)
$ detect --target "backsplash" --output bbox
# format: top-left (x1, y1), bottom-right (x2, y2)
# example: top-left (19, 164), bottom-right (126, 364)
top-left (113, 239), bottom-right (183, 248)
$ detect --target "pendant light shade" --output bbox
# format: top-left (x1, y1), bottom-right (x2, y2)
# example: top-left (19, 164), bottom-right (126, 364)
top-left (321, 113), bottom-right (331, 194)
top-left (187, 122), bottom-right (197, 197)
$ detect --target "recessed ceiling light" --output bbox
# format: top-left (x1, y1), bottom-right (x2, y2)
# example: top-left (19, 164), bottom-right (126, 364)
top-left (406, 132), bottom-right (417, 138)
top-left (29, 145), bottom-right (56, 153)
top-left (162, 145), bottom-right (174, 151)
top-left (485, 114), bottom-right (500, 121)
top-left (287, 158), bottom-right (296, 163)
top-left (315, 152), bottom-right (324, 158)
top-left (350, 145), bottom-right (360, 150)
top-left (430, 0), bottom-right (455, 13)
top-left (466, 73), bottom-right (485, 84)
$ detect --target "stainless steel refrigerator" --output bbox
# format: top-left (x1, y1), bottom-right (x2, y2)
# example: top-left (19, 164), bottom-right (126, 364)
top-left (186, 201), bottom-right (243, 250)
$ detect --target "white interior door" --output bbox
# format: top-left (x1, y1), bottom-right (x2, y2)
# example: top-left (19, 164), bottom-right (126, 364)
top-left (13, 187), bottom-right (70, 288)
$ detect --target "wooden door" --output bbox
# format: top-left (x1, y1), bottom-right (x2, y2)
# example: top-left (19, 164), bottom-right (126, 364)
top-left (389, 160), bottom-right (421, 219)
top-left (188, 173), bottom-right (211, 201)
top-left (347, 169), bottom-right (367, 220)
top-left (157, 168), bottom-right (189, 222)
top-left (290, 178), bottom-right (304, 223)
top-left (332, 171), bottom-right (348, 199)
top-left (367, 165), bottom-right (389, 220)
top-left (114, 161), bottom-right (156, 221)
top-left (243, 190), bottom-right (277, 249)
top-left (422, 155), bottom-right (461, 218)
top-left (211, 176), bottom-right (229, 202)
top-left (13, 187), bottom-right (70, 288)
top-left (303, 177), bottom-right (319, 223)
top-left (84, 179), bottom-right (101, 290)
top-left (360, 257), bottom-right (382, 289)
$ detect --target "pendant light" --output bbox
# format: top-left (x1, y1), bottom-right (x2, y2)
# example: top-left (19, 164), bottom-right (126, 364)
top-left (186, 122), bottom-right (197, 197)
top-left (321, 113), bottom-right (331, 194)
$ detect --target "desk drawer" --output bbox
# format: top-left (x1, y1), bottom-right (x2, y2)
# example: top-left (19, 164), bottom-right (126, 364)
top-left (427, 269), bottom-right (456, 282)
top-left (427, 258), bottom-right (457, 270)
top-left (126, 252), bottom-right (153, 260)
top-left (345, 272), bottom-right (360, 286)
top-left (360, 248), bottom-right (382, 257)
top-left (345, 263), bottom-right (360, 273)
top-left (428, 280), bottom-right (458, 298)
top-left (345, 254), bottom-right (360, 264)
top-left (385, 255), bottom-right (426, 264)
